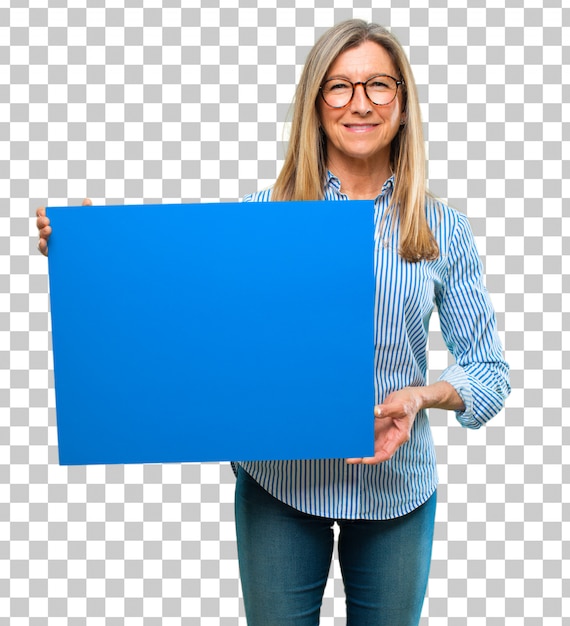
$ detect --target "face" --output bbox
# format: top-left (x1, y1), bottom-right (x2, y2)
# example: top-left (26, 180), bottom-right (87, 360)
top-left (317, 41), bottom-right (404, 173)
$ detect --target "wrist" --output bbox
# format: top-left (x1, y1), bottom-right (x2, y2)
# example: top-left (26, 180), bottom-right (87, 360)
top-left (417, 381), bottom-right (465, 412)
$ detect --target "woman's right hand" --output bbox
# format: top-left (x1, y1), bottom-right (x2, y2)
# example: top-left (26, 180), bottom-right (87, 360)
top-left (35, 198), bottom-right (93, 256)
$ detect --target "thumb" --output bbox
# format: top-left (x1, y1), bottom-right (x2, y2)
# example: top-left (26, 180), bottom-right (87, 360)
top-left (82, 198), bottom-right (93, 206)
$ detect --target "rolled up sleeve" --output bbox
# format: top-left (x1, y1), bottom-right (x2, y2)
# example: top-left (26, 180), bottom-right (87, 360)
top-left (436, 214), bottom-right (511, 429)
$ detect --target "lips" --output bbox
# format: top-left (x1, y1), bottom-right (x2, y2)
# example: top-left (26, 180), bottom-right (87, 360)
top-left (343, 124), bottom-right (378, 132)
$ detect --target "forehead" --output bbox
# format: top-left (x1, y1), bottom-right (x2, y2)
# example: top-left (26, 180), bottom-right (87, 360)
top-left (326, 41), bottom-right (397, 78)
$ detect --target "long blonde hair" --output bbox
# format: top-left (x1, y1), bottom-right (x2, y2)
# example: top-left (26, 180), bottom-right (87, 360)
top-left (272, 19), bottom-right (438, 262)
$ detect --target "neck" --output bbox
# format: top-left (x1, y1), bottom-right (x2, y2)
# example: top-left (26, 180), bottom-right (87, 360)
top-left (327, 155), bottom-right (392, 200)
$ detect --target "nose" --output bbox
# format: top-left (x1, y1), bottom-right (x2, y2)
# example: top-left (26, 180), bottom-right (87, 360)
top-left (350, 83), bottom-right (371, 114)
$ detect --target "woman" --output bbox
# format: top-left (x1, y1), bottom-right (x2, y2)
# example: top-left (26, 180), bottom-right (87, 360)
top-left (37, 19), bottom-right (510, 626)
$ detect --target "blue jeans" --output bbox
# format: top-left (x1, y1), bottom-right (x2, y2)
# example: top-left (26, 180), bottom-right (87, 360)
top-left (235, 467), bottom-right (436, 626)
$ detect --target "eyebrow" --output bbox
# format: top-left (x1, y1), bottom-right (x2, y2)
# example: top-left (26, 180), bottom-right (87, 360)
top-left (324, 72), bottom-right (396, 81)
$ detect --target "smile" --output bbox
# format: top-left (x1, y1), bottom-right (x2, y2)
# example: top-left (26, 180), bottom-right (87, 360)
top-left (343, 124), bottom-right (378, 132)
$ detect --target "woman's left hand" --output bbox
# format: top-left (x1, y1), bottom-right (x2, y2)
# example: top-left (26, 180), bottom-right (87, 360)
top-left (346, 387), bottom-right (422, 465)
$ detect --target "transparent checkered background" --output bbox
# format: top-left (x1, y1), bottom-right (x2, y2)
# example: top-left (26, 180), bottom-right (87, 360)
top-left (1, 0), bottom-right (569, 624)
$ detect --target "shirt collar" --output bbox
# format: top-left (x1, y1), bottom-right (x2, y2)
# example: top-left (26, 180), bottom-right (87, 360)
top-left (326, 170), bottom-right (394, 199)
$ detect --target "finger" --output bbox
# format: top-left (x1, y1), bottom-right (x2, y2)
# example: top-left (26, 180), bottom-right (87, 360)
top-left (348, 444), bottom-right (397, 465)
top-left (348, 439), bottom-right (401, 465)
top-left (374, 402), bottom-right (406, 419)
top-left (347, 453), bottom-right (388, 466)
top-left (36, 208), bottom-right (49, 230)
top-left (362, 452), bottom-right (391, 465)
top-left (374, 403), bottom-right (409, 421)
top-left (360, 447), bottom-right (396, 465)
top-left (374, 403), bottom-right (409, 419)
top-left (36, 216), bottom-right (50, 230)
top-left (38, 238), bottom-right (48, 257)
top-left (82, 198), bottom-right (92, 206)
top-left (39, 225), bottom-right (52, 239)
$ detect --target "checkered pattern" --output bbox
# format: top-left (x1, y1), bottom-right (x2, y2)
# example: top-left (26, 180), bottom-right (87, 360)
top-left (1, 1), bottom-right (569, 624)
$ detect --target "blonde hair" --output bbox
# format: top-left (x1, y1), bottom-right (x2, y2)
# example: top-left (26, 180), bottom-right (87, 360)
top-left (272, 19), bottom-right (439, 262)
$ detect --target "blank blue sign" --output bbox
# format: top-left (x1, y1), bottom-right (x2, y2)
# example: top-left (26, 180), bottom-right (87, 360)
top-left (47, 201), bottom-right (374, 465)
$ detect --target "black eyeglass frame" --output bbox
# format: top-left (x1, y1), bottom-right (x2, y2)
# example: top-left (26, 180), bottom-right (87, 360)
top-left (319, 74), bottom-right (405, 109)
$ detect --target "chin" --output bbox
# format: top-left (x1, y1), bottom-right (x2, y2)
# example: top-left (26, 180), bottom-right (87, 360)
top-left (343, 147), bottom-right (386, 162)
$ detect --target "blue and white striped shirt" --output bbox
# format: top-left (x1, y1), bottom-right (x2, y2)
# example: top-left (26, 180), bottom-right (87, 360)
top-left (237, 171), bottom-right (510, 520)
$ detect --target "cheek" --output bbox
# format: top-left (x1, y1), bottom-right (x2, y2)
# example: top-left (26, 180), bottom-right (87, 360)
top-left (387, 97), bottom-right (403, 122)
top-left (388, 107), bottom-right (401, 127)
top-left (380, 103), bottom-right (404, 137)
top-left (317, 108), bottom-right (339, 144)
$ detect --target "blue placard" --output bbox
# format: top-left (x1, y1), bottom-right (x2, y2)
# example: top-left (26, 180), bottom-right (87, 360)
top-left (47, 200), bottom-right (374, 465)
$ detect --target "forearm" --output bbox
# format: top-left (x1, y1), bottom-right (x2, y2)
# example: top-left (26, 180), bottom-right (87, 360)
top-left (414, 381), bottom-right (465, 413)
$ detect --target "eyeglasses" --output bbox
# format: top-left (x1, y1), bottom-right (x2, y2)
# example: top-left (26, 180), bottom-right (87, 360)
top-left (320, 74), bottom-right (404, 108)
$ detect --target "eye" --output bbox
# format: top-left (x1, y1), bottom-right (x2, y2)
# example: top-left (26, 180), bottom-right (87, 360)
top-left (369, 80), bottom-right (390, 90)
top-left (324, 80), bottom-right (351, 92)
top-left (368, 75), bottom-right (397, 92)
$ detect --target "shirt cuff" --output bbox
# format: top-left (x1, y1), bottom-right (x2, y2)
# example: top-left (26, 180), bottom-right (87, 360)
top-left (437, 364), bottom-right (478, 429)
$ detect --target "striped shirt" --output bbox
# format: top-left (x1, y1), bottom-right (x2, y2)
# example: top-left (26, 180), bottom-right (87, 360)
top-left (237, 171), bottom-right (510, 520)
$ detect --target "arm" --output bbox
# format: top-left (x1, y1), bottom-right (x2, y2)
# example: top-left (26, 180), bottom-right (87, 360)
top-left (348, 211), bottom-right (510, 465)
top-left (435, 213), bottom-right (510, 429)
